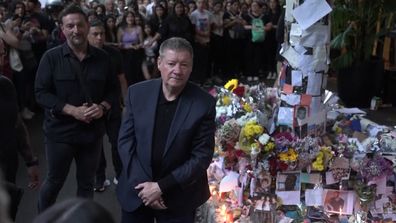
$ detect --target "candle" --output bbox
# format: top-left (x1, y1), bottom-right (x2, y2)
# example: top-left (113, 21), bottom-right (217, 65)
top-left (220, 204), bottom-right (227, 216)
top-left (226, 210), bottom-right (234, 223)
top-left (338, 208), bottom-right (348, 223)
top-left (209, 185), bottom-right (216, 196)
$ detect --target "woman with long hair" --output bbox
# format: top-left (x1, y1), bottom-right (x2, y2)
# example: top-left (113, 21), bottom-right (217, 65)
top-left (147, 4), bottom-right (167, 36)
top-left (159, 1), bottom-right (193, 43)
top-left (104, 14), bottom-right (118, 47)
top-left (117, 11), bottom-right (144, 85)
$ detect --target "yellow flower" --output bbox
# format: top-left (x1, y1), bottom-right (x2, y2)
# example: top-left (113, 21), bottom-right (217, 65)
top-left (321, 147), bottom-right (333, 158)
top-left (312, 151), bottom-right (325, 171)
top-left (287, 149), bottom-right (298, 162)
top-left (222, 96), bottom-right (231, 105)
top-left (242, 121), bottom-right (263, 139)
top-left (264, 142), bottom-right (275, 152)
top-left (279, 148), bottom-right (298, 162)
top-left (224, 79), bottom-right (238, 91)
top-left (335, 126), bottom-right (342, 134)
top-left (312, 160), bottom-right (324, 171)
top-left (279, 153), bottom-right (289, 162)
top-left (243, 103), bottom-right (253, 112)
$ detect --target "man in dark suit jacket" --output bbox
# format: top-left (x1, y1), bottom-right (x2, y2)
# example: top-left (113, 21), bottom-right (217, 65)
top-left (117, 37), bottom-right (216, 223)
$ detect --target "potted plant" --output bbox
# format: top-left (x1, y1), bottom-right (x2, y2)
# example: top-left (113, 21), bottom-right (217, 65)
top-left (330, 0), bottom-right (396, 107)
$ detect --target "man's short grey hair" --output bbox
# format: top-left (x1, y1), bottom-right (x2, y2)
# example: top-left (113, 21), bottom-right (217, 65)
top-left (159, 37), bottom-right (193, 59)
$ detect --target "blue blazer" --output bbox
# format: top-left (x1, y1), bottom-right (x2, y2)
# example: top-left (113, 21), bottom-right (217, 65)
top-left (117, 79), bottom-right (216, 213)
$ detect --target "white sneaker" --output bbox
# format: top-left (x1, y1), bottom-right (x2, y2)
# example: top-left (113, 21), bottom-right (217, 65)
top-left (113, 177), bottom-right (118, 185)
top-left (104, 179), bottom-right (111, 187)
top-left (21, 108), bottom-right (33, 120)
top-left (94, 179), bottom-right (111, 192)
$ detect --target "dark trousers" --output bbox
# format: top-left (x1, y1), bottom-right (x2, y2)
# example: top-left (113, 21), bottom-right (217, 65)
top-left (122, 49), bottom-right (144, 85)
top-left (121, 206), bottom-right (195, 223)
top-left (38, 139), bottom-right (102, 213)
top-left (191, 42), bottom-right (210, 84)
top-left (210, 34), bottom-right (225, 77)
top-left (245, 41), bottom-right (265, 76)
top-left (96, 111), bottom-right (122, 183)
top-left (12, 68), bottom-right (37, 111)
top-left (224, 38), bottom-right (245, 78)
top-left (0, 143), bottom-right (21, 221)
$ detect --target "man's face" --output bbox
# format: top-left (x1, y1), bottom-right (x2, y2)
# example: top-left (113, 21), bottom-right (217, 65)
top-left (105, 0), bottom-right (114, 11)
top-left (87, 26), bottom-right (105, 48)
top-left (158, 49), bottom-right (192, 90)
top-left (197, 0), bottom-right (205, 10)
top-left (61, 13), bottom-right (89, 48)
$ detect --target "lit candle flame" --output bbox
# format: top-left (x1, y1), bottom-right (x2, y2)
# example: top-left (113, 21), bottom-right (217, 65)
top-left (221, 204), bottom-right (227, 215)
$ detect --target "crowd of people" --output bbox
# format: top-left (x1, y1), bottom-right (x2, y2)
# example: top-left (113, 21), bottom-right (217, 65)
top-left (0, 0), bottom-right (282, 119)
top-left (0, 0), bottom-right (284, 221)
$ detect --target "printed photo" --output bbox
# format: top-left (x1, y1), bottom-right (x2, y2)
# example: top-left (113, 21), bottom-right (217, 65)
top-left (275, 172), bottom-right (301, 205)
top-left (276, 172), bottom-right (300, 192)
top-left (294, 105), bottom-right (309, 121)
top-left (324, 190), bottom-right (355, 215)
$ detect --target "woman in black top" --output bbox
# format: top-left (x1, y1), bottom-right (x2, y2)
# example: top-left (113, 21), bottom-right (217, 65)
top-left (104, 14), bottom-right (118, 47)
top-left (147, 4), bottom-right (167, 35)
top-left (159, 1), bottom-right (194, 44)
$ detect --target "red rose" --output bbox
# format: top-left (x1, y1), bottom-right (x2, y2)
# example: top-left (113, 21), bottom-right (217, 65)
top-left (233, 86), bottom-right (245, 97)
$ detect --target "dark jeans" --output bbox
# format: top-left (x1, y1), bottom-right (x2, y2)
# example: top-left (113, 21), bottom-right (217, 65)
top-left (121, 206), bottom-right (195, 223)
top-left (38, 139), bottom-right (102, 213)
top-left (96, 111), bottom-right (122, 183)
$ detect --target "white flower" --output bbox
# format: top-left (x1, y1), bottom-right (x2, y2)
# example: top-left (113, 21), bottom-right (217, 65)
top-left (258, 134), bottom-right (270, 145)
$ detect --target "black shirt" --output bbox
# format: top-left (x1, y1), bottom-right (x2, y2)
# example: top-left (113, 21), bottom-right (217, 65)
top-left (159, 15), bottom-right (194, 44)
top-left (152, 87), bottom-right (179, 191)
top-left (35, 43), bottom-right (117, 143)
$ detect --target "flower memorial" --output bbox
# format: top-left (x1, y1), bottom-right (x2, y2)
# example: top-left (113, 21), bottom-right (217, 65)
top-left (196, 80), bottom-right (396, 223)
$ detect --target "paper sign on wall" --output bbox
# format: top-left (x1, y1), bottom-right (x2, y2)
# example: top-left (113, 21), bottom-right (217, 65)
top-left (292, 70), bottom-right (303, 86)
top-left (292, 0), bottom-right (332, 30)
